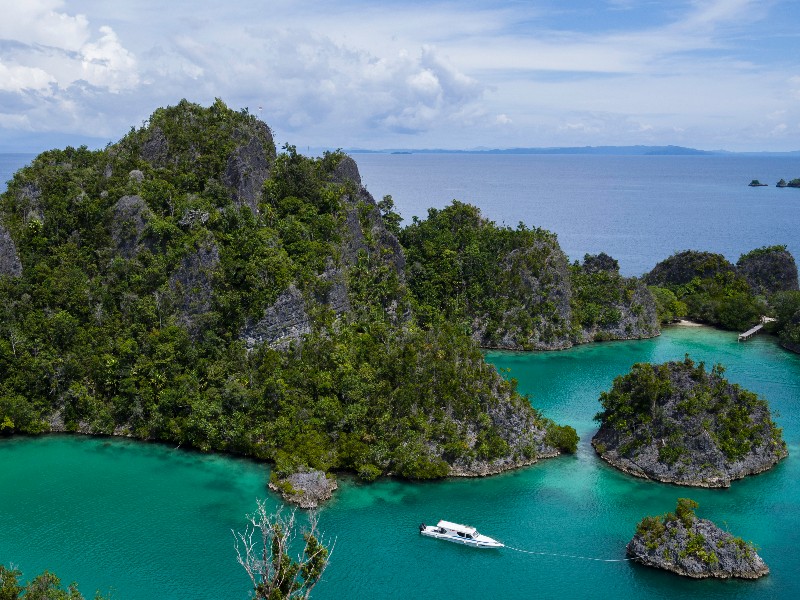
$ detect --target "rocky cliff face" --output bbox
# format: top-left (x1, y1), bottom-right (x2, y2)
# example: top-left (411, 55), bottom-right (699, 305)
top-left (737, 246), bottom-right (799, 296)
top-left (628, 501), bottom-right (769, 579)
top-left (169, 235), bottom-right (220, 335)
top-left (241, 284), bottom-right (311, 350)
top-left (0, 223), bottom-right (22, 277)
top-left (472, 238), bottom-right (574, 350)
top-left (448, 382), bottom-right (561, 476)
top-left (593, 358), bottom-right (787, 487)
top-left (572, 255), bottom-right (659, 344)
top-left (109, 195), bottom-right (153, 259)
top-left (645, 251), bottom-right (735, 286)
top-left (238, 154), bottom-right (408, 349)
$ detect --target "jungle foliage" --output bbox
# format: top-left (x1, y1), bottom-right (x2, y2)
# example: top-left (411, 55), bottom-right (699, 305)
top-left (595, 356), bottom-right (785, 462)
top-left (400, 202), bottom-right (654, 348)
top-left (644, 248), bottom-right (800, 331)
top-left (0, 100), bottom-right (574, 480)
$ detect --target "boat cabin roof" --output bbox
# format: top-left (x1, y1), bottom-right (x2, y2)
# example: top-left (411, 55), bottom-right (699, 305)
top-left (437, 520), bottom-right (477, 535)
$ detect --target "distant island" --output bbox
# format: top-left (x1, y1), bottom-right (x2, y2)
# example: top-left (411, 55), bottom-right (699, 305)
top-left (348, 145), bottom-right (800, 157)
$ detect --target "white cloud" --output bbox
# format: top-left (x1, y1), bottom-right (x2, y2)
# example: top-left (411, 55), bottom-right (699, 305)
top-left (0, 0), bottom-right (798, 151)
top-left (0, 0), bottom-right (139, 102)
top-left (0, 61), bottom-right (55, 92)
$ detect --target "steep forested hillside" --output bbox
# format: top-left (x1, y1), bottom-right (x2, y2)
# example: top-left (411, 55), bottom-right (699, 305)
top-left (400, 202), bottom-right (658, 350)
top-left (0, 99), bottom-right (576, 479)
top-left (645, 247), bottom-right (800, 338)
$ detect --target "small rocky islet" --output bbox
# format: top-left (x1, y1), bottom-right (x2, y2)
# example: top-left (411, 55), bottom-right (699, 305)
top-left (592, 356), bottom-right (787, 487)
top-left (628, 498), bottom-right (769, 579)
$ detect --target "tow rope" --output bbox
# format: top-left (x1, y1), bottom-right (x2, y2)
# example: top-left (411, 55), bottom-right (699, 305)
top-left (504, 545), bottom-right (638, 563)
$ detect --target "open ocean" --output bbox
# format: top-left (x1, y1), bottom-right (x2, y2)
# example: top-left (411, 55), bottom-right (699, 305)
top-left (1, 151), bottom-right (799, 598)
top-left (353, 153), bottom-right (800, 276)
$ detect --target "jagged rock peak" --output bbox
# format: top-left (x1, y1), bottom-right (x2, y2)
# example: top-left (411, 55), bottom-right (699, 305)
top-left (117, 98), bottom-right (277, 212)
top-left (330, 154), bottom-right (362, 186)
top-left (628, 499), bottom-right (769, 579)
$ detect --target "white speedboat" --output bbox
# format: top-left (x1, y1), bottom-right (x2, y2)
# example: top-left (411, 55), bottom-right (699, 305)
top-left (419, 520), bottom-right (504, 549)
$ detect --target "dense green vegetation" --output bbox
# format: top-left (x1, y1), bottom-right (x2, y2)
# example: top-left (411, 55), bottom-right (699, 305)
top-left (594, 356), bottom-right (785, 471)
top-left (400, 202), bottom-right (657, 349)
top-left (770, 290), bottom-right (800, 350)
top-left (0, 99), bottom-right (575, 481)
top-left (645, 250), bottom-right (765, 330)
top-left (645, 246), bottom-right (799, 336)
top-left (400, 201), bottom-right (566, 344)
top-left (0, 565), bottom-right (109, 600)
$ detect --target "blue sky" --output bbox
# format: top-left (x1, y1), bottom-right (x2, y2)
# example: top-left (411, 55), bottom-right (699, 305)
top-left (1, 0), bottom-right (799, 151)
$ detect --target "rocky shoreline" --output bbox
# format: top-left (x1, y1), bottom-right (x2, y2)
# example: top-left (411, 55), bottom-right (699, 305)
top-left (593, 357), bottom-right (787, 487)
top-left (628, 499), bottom-right (769, 579)
top-left (269, 469), bottom-right (339, 509)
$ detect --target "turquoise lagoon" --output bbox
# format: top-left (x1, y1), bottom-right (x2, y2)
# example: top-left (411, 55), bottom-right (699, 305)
top-left (1, 326), bottom-right (799, 599)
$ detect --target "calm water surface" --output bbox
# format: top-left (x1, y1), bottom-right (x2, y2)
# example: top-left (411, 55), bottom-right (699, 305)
top-left (2, 327), bottom-right (799, 599)
top-left (354, 153), bottom-right (800, 275)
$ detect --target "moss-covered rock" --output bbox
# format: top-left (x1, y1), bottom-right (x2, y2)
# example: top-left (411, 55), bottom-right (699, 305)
top-left (592, 356), bottom-right (787, 487)
top-left (628, 498), bottom-right (769, 579)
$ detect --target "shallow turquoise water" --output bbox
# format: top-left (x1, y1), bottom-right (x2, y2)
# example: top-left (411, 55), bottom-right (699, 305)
top-left (1, 326), bottom-right (799, 598)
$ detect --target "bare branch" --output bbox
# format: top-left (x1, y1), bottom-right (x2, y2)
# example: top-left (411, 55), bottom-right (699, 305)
top-left (233, 500), bottom-right (333, 599)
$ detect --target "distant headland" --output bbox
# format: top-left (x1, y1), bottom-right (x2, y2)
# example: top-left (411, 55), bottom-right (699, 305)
top-left (347, 145), bottom-right (800, 157)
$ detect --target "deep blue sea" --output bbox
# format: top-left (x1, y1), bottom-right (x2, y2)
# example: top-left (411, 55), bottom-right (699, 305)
top-left (353, 153), bottom-right (800, 275)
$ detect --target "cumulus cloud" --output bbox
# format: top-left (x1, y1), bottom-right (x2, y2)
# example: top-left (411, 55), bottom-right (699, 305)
top-left (0, 0), bottom-right (798, 151)
top-left (0, 0), bottom-right (137, 138)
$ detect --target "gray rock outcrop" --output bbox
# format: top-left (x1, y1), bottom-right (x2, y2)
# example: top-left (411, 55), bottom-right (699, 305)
top-left (593, 358), bottom-right (787, 487)
top-left (241, 285), bottom-right (311, 350)
top-left (0, 223), bottom-right (22, 277)
top-left (448, 385), bottom-right (561, 476)
top-left (268, 469), bottom-right (338, 509)
top-left (222, 121), bottom-right (275, 212)
top-left (110, 195), bottom-right (152, 259)
top-left (575, 278), bottom-right (659, 343)
top-left (169, 235), bottom-right (220, 334)
top-left (628, 501), bottom-right (769, 579)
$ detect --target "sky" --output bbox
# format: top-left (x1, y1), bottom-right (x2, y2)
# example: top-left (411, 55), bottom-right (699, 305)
top-left (1, 0), bottom-right (799, 152)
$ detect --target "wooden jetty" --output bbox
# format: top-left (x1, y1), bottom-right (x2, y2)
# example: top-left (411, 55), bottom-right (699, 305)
top-left (738, 317), bottom-right (776, 342)
top-left (738, 324), bottom-right (763, 342)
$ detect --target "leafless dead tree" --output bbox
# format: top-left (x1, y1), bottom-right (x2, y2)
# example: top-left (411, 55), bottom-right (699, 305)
top-left (233, 500), bottom-right (333, 599)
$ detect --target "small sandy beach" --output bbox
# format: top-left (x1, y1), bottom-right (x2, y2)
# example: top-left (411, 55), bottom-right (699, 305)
top-left (676, 319), bottom-right (704, 327)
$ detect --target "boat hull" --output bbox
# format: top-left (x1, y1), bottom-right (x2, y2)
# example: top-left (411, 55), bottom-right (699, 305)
top-left (420, 526), bottom-right (504, 548)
